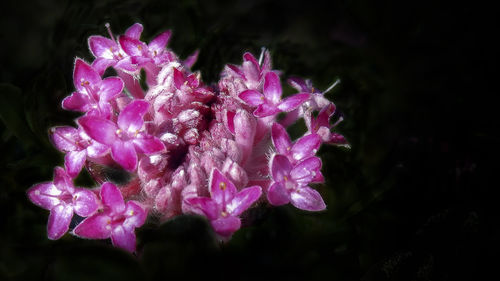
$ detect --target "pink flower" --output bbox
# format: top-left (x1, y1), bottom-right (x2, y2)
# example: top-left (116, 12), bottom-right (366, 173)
top-left (239, 72), bottom-right (310, 117)
top-left (88, 23), bottom-right (144, 75)
top-left (27, 167), bottom-right (98, 240)
top-left (73, 182), bottom-right (146, 253)
top-left (78, 99), bottom-right (165, 171)
top-left (184, 169), bottom-right (262, 238)
top-left (62, 58), bottom-right (124, 119)
top-left (119, 29), bottom-right (175, 66)
top-left (49, 126), bottom-right (108, 178)
top-left (271, 123), bottom-right (321, 165)
top-left (305, 103), bottom-right (349, 147)
top-left (267, 154), bottom-right (326, 211)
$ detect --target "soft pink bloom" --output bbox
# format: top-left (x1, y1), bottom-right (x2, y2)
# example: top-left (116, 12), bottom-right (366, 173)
top-left (49, 126), bottom-right (108, 178)
top-left (239, 72), bottom-right (310, 117)
top-left (184, 169), bottom-right (262, 238)
top-left (73, 182), bottom-right (146, 253)
top-left (267, 154), bottom-right (325, 211)
top-left (62, 58), bottom-right (123, 119)
top-left (305, 103), bottom-right (349, 147)
top-left (78, 100), bottom-right (165, 171)
top-left (271, 123), bottom-right (321, 165)
top-left (27, 167), bottom-right (98, 239)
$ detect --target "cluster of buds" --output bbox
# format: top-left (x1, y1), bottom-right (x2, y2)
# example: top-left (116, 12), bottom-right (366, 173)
top-left (27, 23), bottom-right (348, 253)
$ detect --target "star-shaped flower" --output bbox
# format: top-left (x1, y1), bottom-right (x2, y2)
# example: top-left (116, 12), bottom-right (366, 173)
top-left (62, 58), bottom-right (124, 119)
top-left (239, 72), bottom-right (310, 117)
top-left (49, 126), bottom-right (109, 178)
top-left (73, 182), bottom-right (146, 253)
top-left (184, 169), bottom-right (262, 238)
top-left (27, 167), bottom-right (98, 239)
top-left (78, 100), bottom-right (165, 171)
top-left (271, 123), bottom-right (321, 165)
top-left (267, 154), bottom-right (326, 211)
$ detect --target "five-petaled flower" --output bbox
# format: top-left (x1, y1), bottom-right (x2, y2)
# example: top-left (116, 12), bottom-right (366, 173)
top-left (73, 182), bottom-right (146, 253)
top-left (27, 167), bottom-right (98, 240)
top-left (184, 169), bottom-right (262, 238)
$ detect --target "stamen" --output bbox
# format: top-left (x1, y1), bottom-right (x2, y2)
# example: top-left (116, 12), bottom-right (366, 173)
top-left (221, 211), bottom-right (228, 217)
top-left (258, 47), bottom-right (266, 66)
top-left (283, 175), bottom-right (288, 181)
top-left (219, 182), bottom-right (227, 190)
top-left (116, 129), bottom-right (122, 136)
top-left (105, 23), bottom-right (117, 43)
top-left (323, 78), bottom-right (341, 94)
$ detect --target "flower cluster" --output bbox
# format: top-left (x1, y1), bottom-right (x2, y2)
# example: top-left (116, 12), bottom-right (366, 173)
top-left (27, 23), bottom-right (348, 253)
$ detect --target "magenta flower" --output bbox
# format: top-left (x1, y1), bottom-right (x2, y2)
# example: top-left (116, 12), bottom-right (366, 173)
top-left (239, 72), bottom-right (310, 117)
top-left (267, 154), bottom-right (326, 211)
top-left (119, 29), bottom-right (174, 66)
top-left (305, 103), bottom-right (349, 146)
top-left (88, 23), bottom-right (144, 75)
top-left (49, 126), bottom-right (108, 178)
top-left (73, 182), bottom-right (146, 253)
top-left (62, 58), bottom-right (124, 119)
top-left (78, 99), bottom-right (165, 171)
top-left (184, 169), bottom-right (262, 238)
top-left (271, 123), bottom-right (321, 165)
top-left (27, 167), bottom-right (98, 239)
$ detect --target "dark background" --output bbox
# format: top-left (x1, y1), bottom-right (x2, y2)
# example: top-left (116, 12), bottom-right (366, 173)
top-left (1, 0), bottom-right (497, 280)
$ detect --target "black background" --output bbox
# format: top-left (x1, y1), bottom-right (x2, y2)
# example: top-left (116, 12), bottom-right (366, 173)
top-left (1, 0), bottom-right (497, 280)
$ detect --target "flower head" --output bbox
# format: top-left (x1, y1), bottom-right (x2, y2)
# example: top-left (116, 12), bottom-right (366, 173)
top-left (27, 167), bottom-right (98, 239)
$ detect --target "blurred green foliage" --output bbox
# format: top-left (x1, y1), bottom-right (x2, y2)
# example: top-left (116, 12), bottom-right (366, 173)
top-left (0, 0), bottom-right (497, 280)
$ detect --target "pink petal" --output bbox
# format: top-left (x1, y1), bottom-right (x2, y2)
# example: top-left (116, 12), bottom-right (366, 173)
top-left (73, 213), bottom-right (112, 239)
top-left (62, 91), bottom-right (90, 112)
top-left (100, 77), bottom-right (124, 102)
top-left (270, 154), bottom-right (293, 182)
top-left (233, 109), bottom-right (256, 164)
top-left (27, 183), bottom-right (61, 210)
top-left (183, 49), bottom-right (199, 68)
top-left (117, 100), bottom-right (149, 134)
top-left (119, 36), bottom-right (147, 57)
top-left (290, 186), bottom-right (326, 211)
top-left (267, 182), bottom-right (290, 206)
top-left (261, 50), bottom-right (272, 72)
top-left (124, 23), bottom-right (143, 40)
top-left (64, 150), bottom-right (86, 178)
top-left (78, 115), bottom-right (117, 146)
top-left (271, 123), bottom-right (292, 155)
top-left (291, 134), bottom-right (321, 162)
top-left (123, 201), bottom-right (147, 229)
top-left (100, 182), bottom-right (126, 213)
top-left (290, 157), bottom-right (321, 185)
top-left (49, 126), bottom-right (79, 152)
top-left (173, 67), bottom-right (185, 89)
top-left (149, 30), bottom-right (171, 52)
top-left (47, 204), bottom-right (73, 240)
top-left (73, 189), bottom-right (98, 217)
top-left (238, 90), bottom-right (264, 106)
top-left (73, 58), bottom-right (101, 92)
top-left (53, 167), bottom-right (74, 193)
top-left (184, 197), bottom-right (219, 220)
top-left (133, 135), bottom-right (165, 154)
top-left (111, 141), bottom-right (138, 171)
top-left (287, 77), bottom-right (308, 92)
top-left (209, 169), bottom-right (237, 207)
top-left (242, 60), bottom-right (259, 83)
top-left (86, 141), bottom-right (109, 158)
top-left (114, 57), bottom-right (138, 73)
top-left (263, 72), bottom-right (282, 104)
top-left (211, 216), bottom-right (241, 237)
top-left (92, 58), bottom-right (116, 75)
top-left (88, 36), bottom-right (115, 59)
top-left (253, 103), bottom-right (280, 117)
top-left (277, 93), bottom-right (310, 112)
top-left (225, 111), bottom-right (236, 134)
top-left (227, 185), bottom-right (262, 217)
top-left (111, 225), bottom-right (137, 253)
